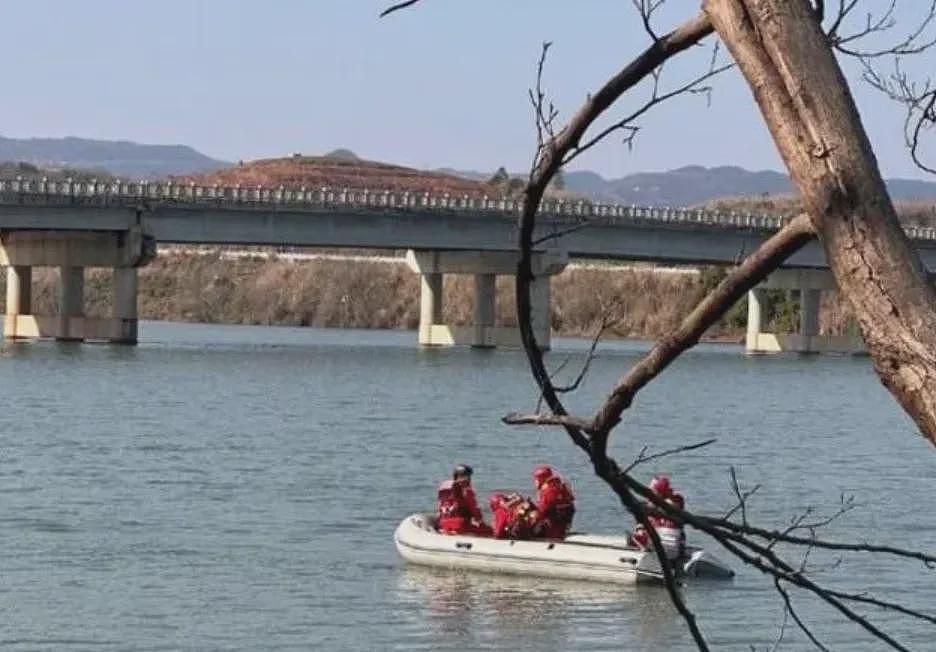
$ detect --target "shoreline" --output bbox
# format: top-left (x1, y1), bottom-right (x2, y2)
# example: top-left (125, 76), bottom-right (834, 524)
top-left (0, 250), bottom-right (851, 341)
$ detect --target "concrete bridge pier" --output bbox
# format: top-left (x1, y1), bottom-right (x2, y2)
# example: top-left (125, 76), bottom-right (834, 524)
top-left (5, 265), bottom-right (31, 323)
top-left (56, 265), bottom-right (85, 341)
top-left (472, 273), bottom-right (496, 348)
top-left (2, 229), bottom-right (153, 344)
top-left (406, 249), bottom-right (568, 349)
top-left (418, 271), bottom-right (443, 346)
top-left (112, 267), bottom-right (140, 344)
top-left (745, 269), bottom-right (864, 354)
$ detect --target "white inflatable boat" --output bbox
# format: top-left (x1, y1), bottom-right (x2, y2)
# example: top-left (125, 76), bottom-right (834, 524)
top-left (395, 513), bottom-right (733, 585)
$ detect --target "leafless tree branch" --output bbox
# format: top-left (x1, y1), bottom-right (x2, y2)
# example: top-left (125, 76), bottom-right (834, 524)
top-left (631, 0), bottom-right (671, 43)
top-left (563, 60), bottom-right (733, 166)
top-left (529, 41), bottom-right (561, 179)
top-left (379, 0), bottom-right (424, 18)
top-left (813, 0), bottom-right (825, 23)
top-left (862, 57), bottom-right (936, 176)
top-left (725, 466), bottom-right (760, 526)
top-left (502, 411), bottom-right (597, 432)
top-left (831, 0), bottom-right (936, 59)
top-left (390, 1), bottom-right (936, 648)
top-left (775, 578), bottom-right (832, 651)
top-left (586, 213), bottom-right (815, 457)
top-left (508, 8), bottom-right (934, 641)
top-left (622, 438), bottom-right (718, 474)
top-left (531, 218), bottom-right (592, 246)
top-left (552, 308), bottom-right (618, 394)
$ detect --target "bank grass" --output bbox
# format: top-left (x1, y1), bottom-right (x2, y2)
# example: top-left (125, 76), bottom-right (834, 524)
top-left (0, 251), bottom-right (860, 341)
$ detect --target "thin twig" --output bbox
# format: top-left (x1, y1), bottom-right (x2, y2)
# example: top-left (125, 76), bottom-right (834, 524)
top-left (563, 62), bottom-right (733, 166)
top-left (622, 438), bottom-right (717, 473)
top-left (379, 0), bottom-right (424, 18)
top-left (775, 579), bottom-right (832, 652)
top-left (531, 219), bottom-right (592, 246)
top-left (726, 466), bottom-right (760, 526)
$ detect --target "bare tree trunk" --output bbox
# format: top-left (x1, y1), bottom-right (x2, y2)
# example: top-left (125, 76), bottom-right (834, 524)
top-left (704, 0), bottom-right (936, 445)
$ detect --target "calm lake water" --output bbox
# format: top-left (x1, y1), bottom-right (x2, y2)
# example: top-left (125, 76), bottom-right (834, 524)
top-left (0, 322), bottom-right (933, 651)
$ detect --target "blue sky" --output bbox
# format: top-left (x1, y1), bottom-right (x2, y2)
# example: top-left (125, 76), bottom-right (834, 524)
top-left (1, 1), bottom-right (932, 180)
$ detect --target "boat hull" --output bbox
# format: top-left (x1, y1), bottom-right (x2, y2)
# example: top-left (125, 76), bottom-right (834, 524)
top-left (395, 513), bottom-right (662, 585)
top-left (394, 513), bottom-right (734, 585)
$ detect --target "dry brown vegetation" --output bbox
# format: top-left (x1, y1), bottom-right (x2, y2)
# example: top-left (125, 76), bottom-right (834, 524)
top-left (178, 155), bottom-right (493, 197)
top-left (0, 253), bottom-right (865, 341)
top-left (0, 254), bottom-right (735, 340)
top-left (178, 154), bottom-right (580, 201)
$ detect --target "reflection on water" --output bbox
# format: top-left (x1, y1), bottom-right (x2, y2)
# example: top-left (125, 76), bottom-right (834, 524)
top-left (396, 566), bottom-right (678, 651)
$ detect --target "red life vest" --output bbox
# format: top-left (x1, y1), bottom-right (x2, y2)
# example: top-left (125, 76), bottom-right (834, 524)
top-left (536, 477), bottom-right (576, 530)
top-left (492, 492), bottom-right (538, 539)
top-left (438, 482), bottom-right (470, 519)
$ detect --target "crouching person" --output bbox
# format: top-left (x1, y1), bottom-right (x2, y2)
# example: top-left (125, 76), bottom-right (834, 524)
top-left (531, 465), bottom-right (576, 539)
top-left (489, 492), bottom-right (539, 540)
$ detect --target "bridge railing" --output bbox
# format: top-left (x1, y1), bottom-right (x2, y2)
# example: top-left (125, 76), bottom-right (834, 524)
top-left (1, 176), bottom-right (934, 240)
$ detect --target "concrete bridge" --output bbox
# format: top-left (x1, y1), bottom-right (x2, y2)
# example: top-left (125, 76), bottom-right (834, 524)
top-left (1, 177), bottom-right (929, 351)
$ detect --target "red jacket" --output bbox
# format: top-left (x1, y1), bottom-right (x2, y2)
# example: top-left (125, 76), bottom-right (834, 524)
top-left (437, 480), bottom-right (487, 534)
top-left (534, 476), bottom-right (576, 538)
top-left (492, 494), bottom-right (538, 539)
top-left (650, 492), bottom-right (684, 529)
top-left (491, 505), bottom-right (514, 539)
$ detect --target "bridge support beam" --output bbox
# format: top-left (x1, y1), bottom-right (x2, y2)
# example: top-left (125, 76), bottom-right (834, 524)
top-left (1, 229), bottom-right (153, 344)
top-left (800, 288), bottom-right (821, 341)
top-left (406, 249), bottom-right (568, 350)
top-left (5, 265), bottom-right (32, 319)
top-left (745, 269), bottom-right (864, 354)
top-left (472, 273), bottom-right (496, 348)
top-left (112, 268), bottom-right (139, 344)
top-left (418, 271), bottom-right (444, 346)
top-left (57, 266), bottom-right (85, 341)
top-left (745, 288), bottom-right (766, 353)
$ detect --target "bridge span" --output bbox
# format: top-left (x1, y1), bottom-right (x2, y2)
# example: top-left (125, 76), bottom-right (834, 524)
top-left (0, 178), bottom-right (925, 351)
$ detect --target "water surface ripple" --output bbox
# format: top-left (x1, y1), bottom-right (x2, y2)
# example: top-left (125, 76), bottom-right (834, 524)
top-left (1, 322), bottom-right (933, 651)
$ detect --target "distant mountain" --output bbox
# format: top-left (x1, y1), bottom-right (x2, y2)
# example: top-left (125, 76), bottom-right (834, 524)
top-left (563, 165), bottom-right (936, 206)
top-left (0, 136), bottom-right (229, 179)
top-left (2, 137), bottom-right (932, 205)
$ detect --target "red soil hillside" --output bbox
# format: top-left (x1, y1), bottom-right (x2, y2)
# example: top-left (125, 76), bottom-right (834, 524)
top-left (178, 152), bottom-right (494, 197)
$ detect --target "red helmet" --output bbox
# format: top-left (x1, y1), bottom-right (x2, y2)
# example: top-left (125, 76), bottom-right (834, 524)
top-left (533, 465), bottom-right (554, 485)
top-left (489, 492), bottom-right (505, 511)
top-left (649, 475), bottom-right (672, 497)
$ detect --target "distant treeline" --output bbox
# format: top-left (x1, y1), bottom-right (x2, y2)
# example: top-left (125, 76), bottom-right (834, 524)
top-left (0, 161), bottom-right (113, 182)
top-left (701, 195), bottom-right (936, 228)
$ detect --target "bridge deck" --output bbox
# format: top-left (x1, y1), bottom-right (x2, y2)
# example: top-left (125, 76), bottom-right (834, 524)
top-left (0, 179), bottom-right (934, 269)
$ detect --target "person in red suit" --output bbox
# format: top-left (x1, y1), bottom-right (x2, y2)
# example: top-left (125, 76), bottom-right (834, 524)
top-left (531, 465), bottom-right (576, 539)
top-left (632, 475), bottom-right (685, 555)
top-left (436, 464), bottom-right (491, 536)
top-left (647, 475), bottom-right (685, 529)
top-left (489, 492), bottom-right (539, 540)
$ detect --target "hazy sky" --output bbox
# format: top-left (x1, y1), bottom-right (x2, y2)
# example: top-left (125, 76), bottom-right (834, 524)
top-left (1, 1), bottom-right (932, 179)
